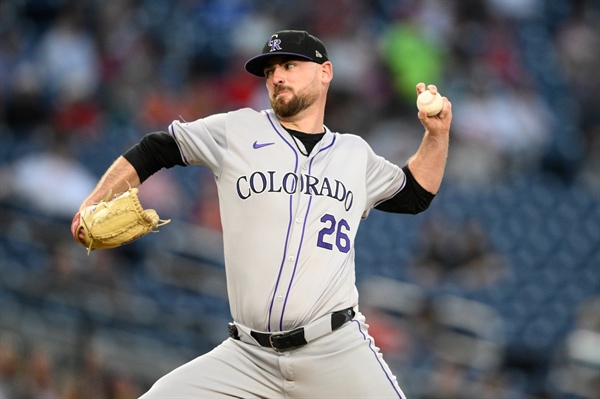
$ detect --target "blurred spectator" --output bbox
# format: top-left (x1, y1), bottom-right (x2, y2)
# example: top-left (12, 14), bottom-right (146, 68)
top-left (136, 168), bottom-right (189, 221)
top-left (36, 5), bottom-right (99, 101)
top-left (577, 122), bottom-right (600, 193)
top-left (0, 341), bottom-right (26, 399)
top-left (37, 241), bottom-right (85, 303)
top-left (574, 296), bottom-right (600, 333)
top-left (50, 87), bottom-right (103, 140)
top-left (469, 370), bottom-right (522, 399)
top-left (23, 349), bottom-right (59, 399)
top-left (190, 169), bottom-right (223, 231)
top-left (555, 1), bottom-right (600, 192)
top-left (449, 79), bottom-right (553, 184)
top-left (76, 349), bottom-right (115, 399)
top-left (422, 360), bottom-right (471, 399)
top-left (3, 64), bottom-right (47, 138)
top-left (79, 248), bottom-right (131, 315)
top-left (548, 296), bottom-right (600, 399)
top-left (0, 133), bottom-right (97, 218)
top-left (109, 375), bottom-right (141, 399)
top-left (409, 215), bottom-right (509, 290)
top-left (555, 0), bottom-right (600, 127)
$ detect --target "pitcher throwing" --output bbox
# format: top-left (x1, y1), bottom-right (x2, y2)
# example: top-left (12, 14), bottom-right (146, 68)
top-left (72, 30), bottom-right (452, 398)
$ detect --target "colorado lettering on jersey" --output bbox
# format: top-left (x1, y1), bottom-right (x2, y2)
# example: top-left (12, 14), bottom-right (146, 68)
top-left (236, 170), bottom-right (354, 211)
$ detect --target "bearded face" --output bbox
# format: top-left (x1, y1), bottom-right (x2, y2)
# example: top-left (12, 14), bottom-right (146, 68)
top-left (270, 84), bottom-right (319, 119)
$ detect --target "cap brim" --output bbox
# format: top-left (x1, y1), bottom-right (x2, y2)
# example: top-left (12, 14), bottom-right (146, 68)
top-left (244, 52), bottom-right (314, 77)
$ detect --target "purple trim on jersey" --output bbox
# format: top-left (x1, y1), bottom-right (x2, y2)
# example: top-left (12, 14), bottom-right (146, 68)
top-left (372, 171), bottom-right (407, 209)
top-left (268, 195), bottom-right (296, 332)
top-left (168, 123), bottom-right (190, 165)
top-left (319, 132), bottom-right (337, 151)
top-left (264, 112), bottom-right (300, 332)
top-left (280, 194), bottom-right (313, 331)
top-left (351, 320), bottom-right (406, 399)
top-left (279, 136), bottom-right (336, 330)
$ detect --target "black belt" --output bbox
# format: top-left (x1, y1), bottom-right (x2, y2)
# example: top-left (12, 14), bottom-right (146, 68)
top-left (228, 307), bottom-right (355, 351)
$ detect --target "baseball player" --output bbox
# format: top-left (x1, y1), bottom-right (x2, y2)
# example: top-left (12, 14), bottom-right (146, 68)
top-left (72, 30), bottom-right (452, 398)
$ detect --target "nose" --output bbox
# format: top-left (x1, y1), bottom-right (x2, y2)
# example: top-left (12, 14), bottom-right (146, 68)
top-left (271, 66), bottom-right (285, 85)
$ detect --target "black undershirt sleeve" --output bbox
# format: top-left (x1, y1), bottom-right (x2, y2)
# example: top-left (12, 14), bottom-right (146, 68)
top-left (375, 165), bottom-right (436, 214)
top-left (123, 131), bottom-right (186, 183)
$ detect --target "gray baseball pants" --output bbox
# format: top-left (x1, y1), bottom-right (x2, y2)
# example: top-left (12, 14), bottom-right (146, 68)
top-left (139, 311), bottom-right (406, 399)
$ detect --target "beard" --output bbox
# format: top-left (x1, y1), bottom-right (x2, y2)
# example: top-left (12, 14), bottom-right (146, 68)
top-left (271, 86), bottom-right (318, 119)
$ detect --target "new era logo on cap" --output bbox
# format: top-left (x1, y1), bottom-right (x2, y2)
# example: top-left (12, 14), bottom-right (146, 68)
top-left (245, 30), bottom-right (329, 77)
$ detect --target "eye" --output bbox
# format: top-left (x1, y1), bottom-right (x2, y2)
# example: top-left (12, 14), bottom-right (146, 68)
top-left (264, 68), bottom-right (274, 78)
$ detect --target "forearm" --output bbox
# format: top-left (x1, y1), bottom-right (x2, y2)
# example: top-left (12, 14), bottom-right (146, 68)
top-left (79, 156), bottom-right (141, 211)
top-left (407, 130), bottom-right (449, 195)
top-left (407, 83), bottom-right (452, 195)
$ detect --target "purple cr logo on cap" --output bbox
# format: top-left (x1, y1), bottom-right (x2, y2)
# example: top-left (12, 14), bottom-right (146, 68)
top-left (268, 34), bottom-right (282, 52)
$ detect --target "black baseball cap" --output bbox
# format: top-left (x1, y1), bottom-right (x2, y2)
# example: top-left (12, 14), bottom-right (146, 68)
top-left (245, 30), bottom-right (329, 77)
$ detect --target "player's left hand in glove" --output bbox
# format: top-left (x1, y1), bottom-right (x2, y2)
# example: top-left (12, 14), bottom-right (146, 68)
top-left (71, 185), bottom-right (170, 255)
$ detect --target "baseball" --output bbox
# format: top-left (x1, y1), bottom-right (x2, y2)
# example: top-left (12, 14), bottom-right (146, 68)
top-left (416, 90), bottom-right (444, 116)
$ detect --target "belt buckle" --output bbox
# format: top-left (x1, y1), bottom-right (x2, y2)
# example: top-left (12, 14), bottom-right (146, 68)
top-left (268, 328), bottom-right (307, 351)
top-left (268, 332), bottom-right (284, 350)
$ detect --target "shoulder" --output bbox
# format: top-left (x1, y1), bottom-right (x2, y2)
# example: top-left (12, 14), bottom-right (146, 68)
top-left (330, 131), bottom-right (371, 148)
top-left (170, 108), bottom-right (263, 130)
top-left (228, 108), bottom-right (267, 119)
top-left (221, 108), bottom-right (275, 126)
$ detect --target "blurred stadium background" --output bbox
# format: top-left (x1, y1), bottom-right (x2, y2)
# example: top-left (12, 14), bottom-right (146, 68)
top-left (0, 0), bottom-right (599, 398)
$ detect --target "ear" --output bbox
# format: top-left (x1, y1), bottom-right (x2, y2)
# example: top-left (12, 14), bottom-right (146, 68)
top-left (320, 61), bottom-right (333, 84)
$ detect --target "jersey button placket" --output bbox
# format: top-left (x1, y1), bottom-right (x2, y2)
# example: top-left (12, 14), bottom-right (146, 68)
top-left (272, 177), bottom-right (311, 330)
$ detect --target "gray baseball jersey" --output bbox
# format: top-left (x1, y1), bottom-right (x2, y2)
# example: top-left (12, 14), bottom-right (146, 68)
top-left (169, 108), bottom-right (406, 333)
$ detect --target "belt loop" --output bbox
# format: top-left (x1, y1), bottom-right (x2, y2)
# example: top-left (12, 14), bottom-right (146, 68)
top-left (331, 307), bottom-right (355, 330)
top-left (228, 322), bottom-right (240, 340)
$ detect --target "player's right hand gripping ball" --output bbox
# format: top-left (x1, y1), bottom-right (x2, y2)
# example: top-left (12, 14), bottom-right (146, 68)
top-left (416, 90), bottom-right (444, 117)
top-left (73, 187), bottom-right (170, 255)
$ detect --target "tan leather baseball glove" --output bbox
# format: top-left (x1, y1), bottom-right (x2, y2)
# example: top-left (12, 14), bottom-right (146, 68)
top-left (72, 186), bottom-right (170, 255)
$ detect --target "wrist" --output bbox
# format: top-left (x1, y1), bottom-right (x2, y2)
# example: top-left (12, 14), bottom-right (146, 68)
top-left (71, 212), bottom-right (82, 242)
